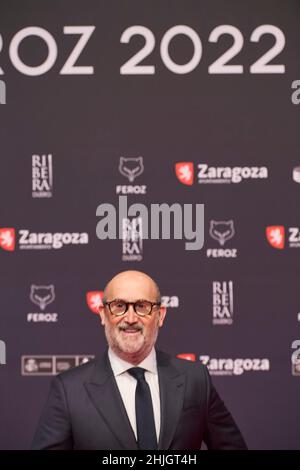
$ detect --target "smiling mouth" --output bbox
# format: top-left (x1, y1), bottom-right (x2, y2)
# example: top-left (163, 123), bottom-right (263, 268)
top-left (121, 329), bottom-right (141, 334)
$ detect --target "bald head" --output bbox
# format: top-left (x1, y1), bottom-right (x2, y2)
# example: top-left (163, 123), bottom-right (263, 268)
top-left (103, 270), bottom-right (161, 304)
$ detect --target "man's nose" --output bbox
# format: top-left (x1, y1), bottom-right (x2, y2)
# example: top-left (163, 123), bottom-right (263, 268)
top-left (124, 304), bottom-right (138, 323)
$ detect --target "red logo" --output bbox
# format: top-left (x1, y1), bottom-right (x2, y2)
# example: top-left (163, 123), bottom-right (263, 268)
top-left (175, 162), bottom-right (194, 186)
top-left (177, 353), bottom-right (196, 362)
top-left (266, 226), bottom-right (285, 249)
top-left (0, 228), bottom-right (15, 251)
top-left (86, 291), bottom-right (104, 314)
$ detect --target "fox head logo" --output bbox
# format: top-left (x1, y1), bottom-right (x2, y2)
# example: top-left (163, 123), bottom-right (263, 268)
top-left (119, 157), bottom-right (144, 183)
top-left (0, 228), bottom-right (15, 251)
top-left (30, 285), bottom-right (55, 311)
top-left (177, 353), bottom-right (196, 362)
top-left (209, 220), bottom-right (235, 246)
top-left (266, 226), bottom-right (285, 249)
top-left (175, 162), bottom-right (194, 186)
top-left (86, 291), bottom-right (104, 314)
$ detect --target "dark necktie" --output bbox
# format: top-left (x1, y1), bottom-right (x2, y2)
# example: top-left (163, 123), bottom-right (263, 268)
top-left (127, 367), bottom-right (158, 450)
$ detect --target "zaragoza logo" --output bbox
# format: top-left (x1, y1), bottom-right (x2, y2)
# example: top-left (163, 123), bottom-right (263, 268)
top-left (0, 228), bottom-right (15, 251)
top-left (0, 228), bottom-right (88, 250)
top-left (175, 162), bottom-right (194, 186)
top-left (86, 291), bottom-right (104, 314)
top-left (266, 226), bottom-right (285, 249)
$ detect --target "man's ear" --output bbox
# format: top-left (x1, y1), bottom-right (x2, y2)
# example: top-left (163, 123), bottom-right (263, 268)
top-left (98, 306), bottom-right (106, 325)
top-left (158, 306), bottom-right (167, 327)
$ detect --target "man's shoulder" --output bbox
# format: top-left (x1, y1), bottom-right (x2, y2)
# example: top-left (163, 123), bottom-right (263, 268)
top-left (55, 355), bottom-right (102, 385)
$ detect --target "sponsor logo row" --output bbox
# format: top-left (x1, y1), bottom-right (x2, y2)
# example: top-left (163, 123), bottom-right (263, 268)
top-left (20, 354), bottom-right (272, 376)
top-left (1, 224), bottom-right (299, 254)
top-left (31, 154), bottom-right (300, 199)
top-left (16, 283), bottom-right (300, 326)
top-left (20, 353), bottom-right (300, 377)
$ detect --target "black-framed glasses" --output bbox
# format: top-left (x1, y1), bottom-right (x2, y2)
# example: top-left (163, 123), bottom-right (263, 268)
top-left (103, 299), bottom-right (161, 317)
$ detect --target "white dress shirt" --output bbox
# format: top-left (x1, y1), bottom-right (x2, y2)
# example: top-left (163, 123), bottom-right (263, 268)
top-left (108, 346), bottom-right (161, 442)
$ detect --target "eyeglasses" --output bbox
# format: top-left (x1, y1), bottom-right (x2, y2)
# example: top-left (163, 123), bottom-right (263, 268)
top-left (103, 299), bottom-right (161, 317)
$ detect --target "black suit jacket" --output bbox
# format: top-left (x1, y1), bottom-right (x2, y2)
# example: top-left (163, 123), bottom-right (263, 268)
top-left (31, 348), bottom-right (247, 450)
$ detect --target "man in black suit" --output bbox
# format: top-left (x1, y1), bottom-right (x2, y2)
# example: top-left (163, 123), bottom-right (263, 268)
top-left (32, 270), bottom-right (247, 450)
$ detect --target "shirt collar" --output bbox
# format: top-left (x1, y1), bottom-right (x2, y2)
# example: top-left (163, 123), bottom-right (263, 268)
top-left (108, 345), bottom-right (157, 377)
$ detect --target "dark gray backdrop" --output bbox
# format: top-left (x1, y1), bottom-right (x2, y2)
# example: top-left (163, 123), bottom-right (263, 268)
top-left (0, 0), bottom-right (299, 450)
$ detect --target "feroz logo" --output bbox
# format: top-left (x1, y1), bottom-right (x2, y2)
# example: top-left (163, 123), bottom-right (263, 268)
top-left (266, 226), bottom-right (285, 249)
top-left (175, 162), bottom-right (194, 186)
top-left (30, 285), bottom-right (55, 310)
top-left (32, 154), bottom-right (53, 198)
top-left (86, 291), bottom-right (104, 314)
top-left (207, 220), bottom-right (237, 258)
top-left (209, 220), bottom-right (235, 246)
top-left (0, 228), bottom-right (15, 251)
top-left (119, 157), bottom-right (144, 182)
top-left (0, 340), bottom-right (6, 364)
top-left (212, 281), bottom-right (234, 325)
top-left (28, 285), bottom-right (57, 322)
top-left (116, 157), bottom-right (146, 194)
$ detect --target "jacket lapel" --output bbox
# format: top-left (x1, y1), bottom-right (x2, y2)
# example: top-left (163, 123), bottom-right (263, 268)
top-left (156, 349), bottom-right (186, 450)
top-left (84, 349), bottom-right (139, 450)
top-left (85, 347), bottom-right (186, 450)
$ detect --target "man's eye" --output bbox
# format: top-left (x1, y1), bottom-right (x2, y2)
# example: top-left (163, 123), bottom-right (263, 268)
top-left (136, 302), bottom-right (147, 309)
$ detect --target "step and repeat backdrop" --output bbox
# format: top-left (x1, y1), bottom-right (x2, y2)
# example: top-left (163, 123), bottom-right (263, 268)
top-left (0, 0), bottom-right (299, 450)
